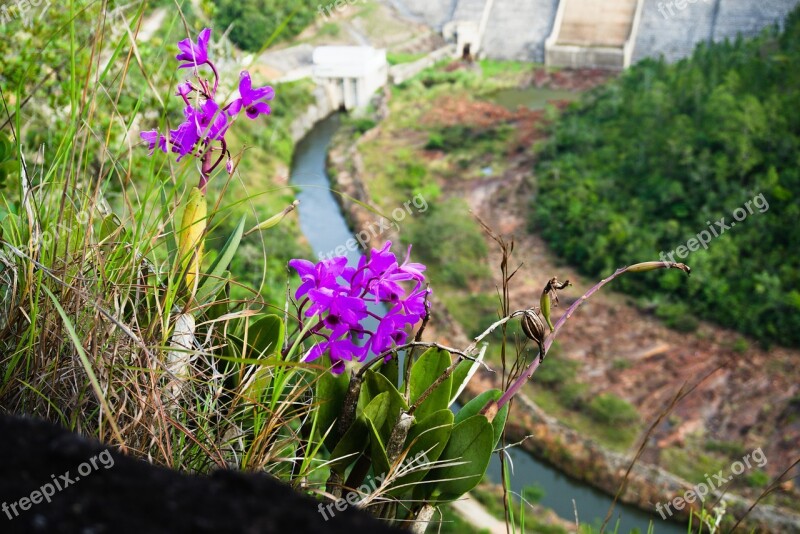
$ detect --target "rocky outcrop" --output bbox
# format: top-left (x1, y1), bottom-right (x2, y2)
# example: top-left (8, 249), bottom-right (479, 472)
top-left (0, 416), bottom-right (398, 534)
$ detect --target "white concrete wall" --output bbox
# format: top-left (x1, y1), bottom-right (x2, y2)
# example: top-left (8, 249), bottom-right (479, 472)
top-left (632, 0), bottom-right (800, 64)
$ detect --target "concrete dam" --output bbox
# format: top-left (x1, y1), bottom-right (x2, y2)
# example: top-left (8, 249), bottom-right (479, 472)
top-left (391, 0), bottom-right (800, 67)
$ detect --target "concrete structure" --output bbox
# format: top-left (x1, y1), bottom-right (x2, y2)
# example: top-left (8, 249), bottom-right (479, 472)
top-left (384, 0), bottom-right (457, 30)
top-left (633, 0), bottom-right (800, 63)
top-left (481, 0), bottom-right (560, 62)
top-left (387, 0), bottom-right (798, 67)
top-left (312, 46), bottom-right (389, 110)
top-left (443, 0), bottom-right (494, 57)
top-left (545, 0), bottom-right (644, 69)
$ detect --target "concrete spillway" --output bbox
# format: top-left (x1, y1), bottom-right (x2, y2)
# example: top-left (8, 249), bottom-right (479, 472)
top-left (545, 0), bottom-right (641, 69)
top-left (557, 0), bottom-right (638, 47)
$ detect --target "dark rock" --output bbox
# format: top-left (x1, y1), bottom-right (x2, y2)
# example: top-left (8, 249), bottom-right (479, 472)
top-left (0, 416), bottom-right (399, 534)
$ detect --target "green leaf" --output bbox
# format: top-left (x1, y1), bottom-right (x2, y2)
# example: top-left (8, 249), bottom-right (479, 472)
top-left (195, 270), bottom-right (230, 305)
top-left (359, 370), bottom-right (407, 441)
top-left (451, 347), bottom-right (487, 406)
top-left (99, 214), bottom-right (126, 244)
top-left (330, 391), bottom-right (392, 474)
top-left (200, 215), bottom-right (245, 291)
top-left (242, 354), bottom-right (277, 402)
top-left (379, 356), bottom-right (399, 389)
top-left (455, 389), bottom-right (509, 449)
top-left (0, 134), bottom-right (11, 161)
top-left (246, 314), bottom-right (285, 357)
top-left (316, 371), bottom-right (349, 451)
top-left (363, 392), bottom-right (392, 432)
top-left (329, 417), bottom-right (368, 474)
top-left (367, 416), bottom-right (391, 476)
top-left (388, 409), bottom-right (454, 497)
top-left (160, 185), bottom-right (178, 266)
top-left (428, 414), bottom-right (494, 502)
top-left (409, 348), bottom-right (452, 421)
top-left (0, 161), bottom-right (20, 189)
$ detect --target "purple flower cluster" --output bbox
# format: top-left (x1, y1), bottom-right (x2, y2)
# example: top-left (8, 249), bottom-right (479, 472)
top-left (140, 28), bottom-right (274, 190)
top-left (289, 242), bottom-right (429, 375)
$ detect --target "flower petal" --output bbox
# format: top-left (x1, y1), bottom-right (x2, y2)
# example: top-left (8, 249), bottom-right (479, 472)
top-left (246, 102), bottom-right (271, 119)
top-left (238, 71), bottom-right (252, 99)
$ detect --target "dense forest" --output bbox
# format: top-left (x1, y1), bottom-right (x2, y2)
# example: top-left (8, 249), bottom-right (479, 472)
top-left (213, 0), bottom-right (319, 51)
top-left (533, 8), bottom-right (800, 347)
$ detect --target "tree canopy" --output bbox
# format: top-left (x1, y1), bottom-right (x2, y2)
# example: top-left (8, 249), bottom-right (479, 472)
top-left (533, 8), bottom-right (800, 347)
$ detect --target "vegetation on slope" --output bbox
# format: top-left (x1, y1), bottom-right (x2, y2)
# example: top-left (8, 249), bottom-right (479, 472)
top-left (533, 8), bottom-right (800, 346)
top-left (0, 3), bottom-right (314, 467)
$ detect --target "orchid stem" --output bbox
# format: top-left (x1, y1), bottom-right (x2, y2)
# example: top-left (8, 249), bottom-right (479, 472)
top-left (495, 261), bottom-right (690, 409)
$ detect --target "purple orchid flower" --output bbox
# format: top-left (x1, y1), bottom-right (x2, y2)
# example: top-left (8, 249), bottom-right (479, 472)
top-left (289, 241), bottom-right (429, 374)
top-left (305, 333), bottom-right (367, 375)
top-left (289, 257), bottom-right (352, 300)
top-left (140, 129), bottom-right (166, 155)
top-left (176, 82), bottom-right (193, 99)
top-left (305, 289), bottom-right (368, 328)
top-left (228, 71), bottom-right (275, 120)
top-left (176, 27), bottom-right (211, 69)
top-left (188, 99), bottom-right (229, 141)
top-left (141, 27), bottom-right (275, 193)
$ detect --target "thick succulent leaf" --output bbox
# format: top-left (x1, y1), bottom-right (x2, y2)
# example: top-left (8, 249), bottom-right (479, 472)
top-left (426, 414), bottom-right (494, 502)
top-left (329, 391), bottom-right (394, 473)
top-left (409, 348), bottom-right (452, 421)
top-left (367, 416), bottom-right (391, 476)
top-left (360, 371), bottom-right (407, 441)
top-left (195, 269), bottom-right (230, 305)
top-left (449, 346), bottom-right (486, 406)
top-left (242, 354), bottom-right (277, 402)
top-left (329, 416), bottom-right (369, 474)
top-left (379, 356), bottom-right (399, 389)
top-left (388, 409), bottom-right (454, 497)
top-left (454, 389), bottom-right (509, 448)
top-left (246, 314), bottom-right (285, 357)
top-left (200, 214), bottom-right (245, 290)
top-left (316, 371), bottom-right (350, 451)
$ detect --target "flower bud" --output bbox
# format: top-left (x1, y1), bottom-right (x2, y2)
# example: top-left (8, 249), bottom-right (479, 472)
top-left (628, 261), bottom-right (691, 275)
top-left (540, 277), bottom-right (570, 332)
top-left (244, 200), bottom-right (300, 236)
top-left (521, 309), bottom-right (545, 345)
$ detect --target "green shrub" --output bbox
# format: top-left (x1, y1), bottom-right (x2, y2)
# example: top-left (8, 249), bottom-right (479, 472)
top-left (536, 358), bottom-right (579, 388)
top-left (704, 440), bottom-right (746, 458)
top-left (213, 0), bottom-right (317, 52)
top-left (319, 22), bottom-right (340, 37)
top-left (612, 358), bottom-right (631, 370)
top-left (586, 394), bottom-right (639, 425)
top-left (425, 132), bottom-right (445, 151)
top-left (533, 7), bottom-right (800, 347)
top-left (745, 470), bottom-right (770, 488)
top-left (654, 302), bottom-right (699, 333)
top-left (350, 117), bottom-right (377, 134)
top-left (557, 382), bottom-right (590, 410)
top-left (406, 198), bottom-right (489, 286)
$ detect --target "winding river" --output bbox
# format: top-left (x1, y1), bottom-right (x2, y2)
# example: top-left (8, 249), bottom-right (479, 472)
top-left (289, 109), bottom-right (684, 534)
